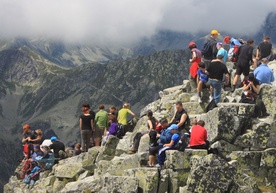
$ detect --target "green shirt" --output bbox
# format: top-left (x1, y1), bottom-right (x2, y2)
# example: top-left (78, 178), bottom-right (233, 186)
top-left (118, 108), bottom-right (131, 125)
top-left (95, 110), bottom-right (108, 128)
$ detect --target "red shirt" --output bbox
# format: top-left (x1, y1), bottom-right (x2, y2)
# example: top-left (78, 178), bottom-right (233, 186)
top-left (189, 125), bottom-right (207, 147)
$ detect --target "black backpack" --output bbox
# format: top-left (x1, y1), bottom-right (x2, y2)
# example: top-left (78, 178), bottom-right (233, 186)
top-left (201, 40), bottom-right (213, 58)
top-left (175, 133), bottom-right (190, 152)
top-left (116, 124), bottom-right (125, 139)
top-left (206, 99), bottom-right (218, 112)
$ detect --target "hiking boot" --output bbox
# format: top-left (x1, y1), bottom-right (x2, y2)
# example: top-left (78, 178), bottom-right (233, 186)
top-left (231, 85), bottom-right (236, 92)
top-left (198, 97), bottom-right (202, 103)
top-left (260, 113), bottom-right (270, 118)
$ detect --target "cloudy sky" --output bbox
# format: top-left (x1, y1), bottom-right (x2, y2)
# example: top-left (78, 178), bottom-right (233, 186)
top-left (0, 0), bottom-right (276, 45)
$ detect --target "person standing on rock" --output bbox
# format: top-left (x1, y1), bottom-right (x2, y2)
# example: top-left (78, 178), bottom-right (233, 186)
top-left (189, 120), bottom-right (209, 150)
top-left (197, 62), bottom-right (209, 103)
top-left (108, 106), bottom-right (118, 119)
top-left (169, 101), bottom-right (189, 132)
top-left (188, 41), bottom-right (202, 90)
top-left (231, 39), bottom-right (254, 92)
top-left (216, 42), bottom-right (228, 63)
top-left (79, 103), bottom-right (94, 152)
top-left (118, 103), bottom-right (138, 133)
top-left (207, 55), bottom-right (230, 104)
top-left (95, 104), bottom-right (108, 147)
top-left (254, 58), bottom-right (275, 84)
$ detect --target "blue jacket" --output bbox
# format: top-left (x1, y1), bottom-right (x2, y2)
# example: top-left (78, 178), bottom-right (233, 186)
top-left (36, 152), bottom-right (55, 170)
top-left (159, 128), bottom-right (173, 146)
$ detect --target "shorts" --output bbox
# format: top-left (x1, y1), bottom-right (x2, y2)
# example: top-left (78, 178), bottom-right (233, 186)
top-left (236, 63), bottom-right (250, 76)
top-left (94, 126), bottom-right (105, 138)
top-left (149, 145), bottom-right (163, 155)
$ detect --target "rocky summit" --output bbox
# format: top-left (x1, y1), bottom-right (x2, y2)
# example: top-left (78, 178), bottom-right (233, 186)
top-left (4, 60), bottom-right (276, 193)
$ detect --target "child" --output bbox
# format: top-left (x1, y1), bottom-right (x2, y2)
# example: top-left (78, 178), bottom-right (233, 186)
top-left (73, 143), bottom-right (82, 156)
top-left (108, 115), bottom-right (118, 136)
top-left (197, 62), bottom-right (209, 103)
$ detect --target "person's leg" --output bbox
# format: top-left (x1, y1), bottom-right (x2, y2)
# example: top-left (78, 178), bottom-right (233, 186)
top-left (86, 130), bottom-right (92, 151)
top-left (94, 126), bottom-right (103, 147)
top-left (232, 64), bottom-right (242, 92)
top-left (212, 81), bottom-right (222, 104)
top-left (81, 130), bottom-right (86, 152)
top-left (197, 81), bottom-right (203, 102)
top-left (158, 147), bottom-right (170, 166)
top-left (258, 101), bottom-right (269, 117)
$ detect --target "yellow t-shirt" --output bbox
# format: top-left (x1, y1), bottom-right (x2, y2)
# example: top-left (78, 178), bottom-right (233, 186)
top-left (118, 108), bottom-right (131, 125)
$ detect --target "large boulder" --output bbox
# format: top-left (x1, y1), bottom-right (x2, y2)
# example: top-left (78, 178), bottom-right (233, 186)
top-left (115, 132), bottom-right (132, 156)
top-left (82, 147), bottom-right (101, 171)
top-left (96, 135), bottom-right (120, 162)
top-left (260, 84), bottom-right (276, 115)
top-left (137, 133), bottom-right (150, 154)
top-left (99, 176), bottom-right (138, 193)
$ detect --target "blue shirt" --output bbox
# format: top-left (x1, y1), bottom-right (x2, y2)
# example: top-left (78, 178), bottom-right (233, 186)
top-left (230, 38), bottom-right (242, 49)
top-left (197, 69), bottom-right (209, 83)
top-left (171, 133), bottom-right (180, 148)
top-left (254, 64), bottom-right (275, 84)
top-left (217, 48), bottom-right (228, 63)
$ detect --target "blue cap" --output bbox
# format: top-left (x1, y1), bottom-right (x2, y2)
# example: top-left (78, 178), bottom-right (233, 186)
top-left (168, 124), bottom-right (178, 132)
top-left (50, 136), bottom-right (58, 141)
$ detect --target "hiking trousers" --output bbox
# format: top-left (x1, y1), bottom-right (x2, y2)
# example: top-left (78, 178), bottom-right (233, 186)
top-left (209, 79), bottom-right (223, 104)
top-left (81, 130), bottom-right (92, 152)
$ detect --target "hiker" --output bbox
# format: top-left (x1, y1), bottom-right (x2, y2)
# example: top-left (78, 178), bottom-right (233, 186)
top-left (197, 62), bottom-right (210, 103)
top-left (256, 36), bottom-right (273, 61)
top-left (254, 58), bottom-right (275, 84)
top-left (109, 106), bottom-right (118, 118)
top-left (216, 42), bottom-right (228, 63)
top-left (95, 104), bottom-right (108, 146)
top-left (231, 39), bottom-right (254, 92)
top-left (189, 120), bottom-right (209, 150)
top-left (189, 41), bottom-right (202, 89)
top-left (128, 110), bottom-right (158, 154)
top-left (49, 136), bottom-right (66, 159)
top-left (22, 124), bottom-right (39, 158)
top-left (106, 114), bottom-right (118, 138)
top-left (202, 30), bottom-right (220, 66)
top-left (169, 101), bottom-right (189, 132)
top-left (36, 146), bottom-right (55, 170)
top-left (79, 103), bottom-right (94, 152)
top-left (73, 143), bottom-right (82, 156)
top-left (30, 145), bottom-right (44, 162)
top-left (207, 55), bottom-right (230, 104)
top-left (242, 73), bottom-right (260, 97)
top-left (157, 124), bottom-right (180, 168)
top-left (118, 103), bottom-right (138, 133)
top-left (240, 91), bottom-right (269, 118)
top-left (224, 36), bottom-right (243, 62)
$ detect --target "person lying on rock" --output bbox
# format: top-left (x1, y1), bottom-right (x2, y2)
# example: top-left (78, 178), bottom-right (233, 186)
top-left (169, 101), bottom-right (189, 132)
top-left (128, 110), bottom-right (159, 154)
top-left (148, 118), bottom-right (172, 167)
top-left (189, 120), bottom-right (209, 150)
top-left (157, 124), bottom-right (180, 168)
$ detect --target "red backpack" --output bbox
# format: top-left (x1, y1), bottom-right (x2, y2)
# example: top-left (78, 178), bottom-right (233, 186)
top-left (231, 45), bottom-right (240, 62)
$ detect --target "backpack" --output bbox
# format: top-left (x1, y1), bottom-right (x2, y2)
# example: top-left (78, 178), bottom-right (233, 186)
top-left (19, 160), bottom-right (35, 179)
top-left (183, 116), bottom-right (191, 132)
top-left (206, 99), bottom-right (218, 112)
top-left (24, 166), bottom-right (41, 184)
top-left (116, 124), bottom-right (125, 139)
top-left (175, 133), bottom-right (190, 152)
top-left (231, 45), bottom-right (240, 62)
top-left (201, 40), bottom-right (213, 58)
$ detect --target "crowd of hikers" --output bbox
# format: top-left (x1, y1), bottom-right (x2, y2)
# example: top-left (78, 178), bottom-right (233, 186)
top-left (18, 29), bottom-right (275, 187)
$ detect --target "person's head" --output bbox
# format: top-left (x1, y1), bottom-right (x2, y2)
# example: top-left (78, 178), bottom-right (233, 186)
top-left (191, 118), bottom-right (198, 126)
top-left (50, 136), bottom-right (58, 142)
top-left (197, 120), bottom-right (205, 127)
top-left (188, 41), bottom-right (197, 50)
top-left (147, 110), bottom-right (153, 118)
top-left (123, 103), bottom-right (130, 109)
top-left (169, 124), bottom-right (179, 134)
top-left (33, 145), bottom-right (40, 152)
top-left (216, 42), bottom-right (223, 49)
top-left (82, 103), bottom-right (90, 112)
top-left (175, 101), bottom-right (183, 112)
top-left (247, 39), bottom-right (254, 46)
top-left (210, 29), bottom-right (220, 39)
top-left (41, 146), bottom-right (50, 153)
top-left (217, 55), bottom-right (224, 61)
top-left (248, 73), bottom-right (255, 81)
top-left (263, 36), bottom-right (270, 42)
top-left (198, 62), bottom-right (206, 71)
top-left (109, 106), bottom-right (117, 113)
top-left (35, 129), bottom-right (43, 136)
top-left (261, 58), bottom-right (269, 65)
top-left (160, 118), bottom-right (169, 127)
top-left (98, 104), bottom-right (105, 110)
top-left (75, 143), bottom-right (81, 150)
top-left (109, 114), bottom-right (117, 123)
top-left (22, 124), bottom-right (31, 135)
top-left (223, 36), bottom-right (231, 44)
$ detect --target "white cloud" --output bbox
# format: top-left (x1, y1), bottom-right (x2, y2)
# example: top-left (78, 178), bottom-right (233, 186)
top-left (0, 0), bottom-right (275, 45)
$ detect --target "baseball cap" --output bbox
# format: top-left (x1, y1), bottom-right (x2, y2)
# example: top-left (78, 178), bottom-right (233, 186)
top-left (216, 42), bottom-right (223, 48)
top-left (224, 36), bottom-right (231, 44)
top-left (189, 41), bottom-right (196, 47)
top-left (168, 124), bottom-right (178, 132)
top-left (50, 136), bottom-right (58, 141)
top-left (211, 29), bottom-right (220, 35)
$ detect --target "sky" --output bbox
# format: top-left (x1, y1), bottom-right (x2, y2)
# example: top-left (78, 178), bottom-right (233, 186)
top-left (0, 0), bottom-right (276, 45)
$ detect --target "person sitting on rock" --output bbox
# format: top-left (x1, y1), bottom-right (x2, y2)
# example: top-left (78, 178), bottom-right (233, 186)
top-left (197, 62), bottom-right (210, 103)
top-left (148, 118), bottom-right (172, 167)
top-left (49, 136), bottom-right (66, 160)
top-left (254, 58), bottom-right (275, 84)
top-left (240, 91), bottom-right (269, 118)
top-left (189, 120), bottom-right (209, 150)
top-left (242, 73), bottom-right (260, 97)
top-left (169, 101), bottom-right (189, 132)
top-left (30, 145), bottom-right (44, 162)
top-left (36, 146), bottom-right (55, 170)
top-left (189, 41), bottom-right (202, 90)
top-left (157, 124), bottom-right (180, 168)
top-left (73, 143), bottom-right (82, 156)
top-left (128, 110), bottom-right (158, 154)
